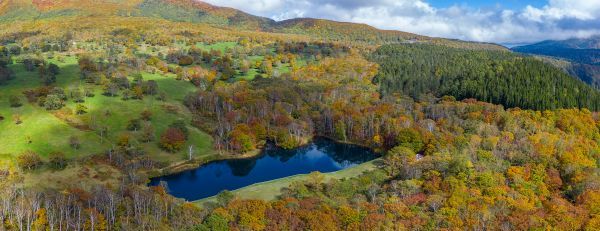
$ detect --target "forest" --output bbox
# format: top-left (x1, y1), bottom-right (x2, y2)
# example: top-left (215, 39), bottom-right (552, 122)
top-left (372, 44), bottom-right (600, 111)
top-left (0, 0), bottom-right (599, 230)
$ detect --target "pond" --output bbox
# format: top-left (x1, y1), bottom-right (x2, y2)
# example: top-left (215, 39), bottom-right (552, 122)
top-left (148, 137), bottom-right (379, 201)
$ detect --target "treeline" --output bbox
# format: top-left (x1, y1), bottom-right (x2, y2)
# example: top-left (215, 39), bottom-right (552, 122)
top-left (0, 46), bottom-right (14, 85)
top-left (371, 44), bottom-right (600, 111)
top-left (0, 176), bottom-right (202, 230)
top-left (183, 55), bottom-right (391, 154)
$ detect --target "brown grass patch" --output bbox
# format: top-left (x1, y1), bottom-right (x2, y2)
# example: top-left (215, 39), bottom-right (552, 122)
top-left (51, 108), bottom-right (93, 131)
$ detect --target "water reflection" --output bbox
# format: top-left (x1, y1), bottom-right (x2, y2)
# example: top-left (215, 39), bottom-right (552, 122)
top-left (149, 137), bottom-right (378, 201)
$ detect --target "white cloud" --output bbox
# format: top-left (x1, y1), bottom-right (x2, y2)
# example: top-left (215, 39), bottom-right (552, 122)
top-left (201, 0), bottom-right (600, 44)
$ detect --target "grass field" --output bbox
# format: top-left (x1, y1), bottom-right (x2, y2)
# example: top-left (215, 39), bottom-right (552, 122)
top-left (194, 42), bottom-right (238, 53)
top-left (138, 41), bottom-right (307, 81)
top-left (0, 56), bottom-right (103, 160)
top-left (0, 54), bottom-right (215, 168)
top-left (194, 159), bottom-right (382, 205)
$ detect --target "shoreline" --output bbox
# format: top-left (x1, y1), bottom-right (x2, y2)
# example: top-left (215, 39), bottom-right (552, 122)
top-left (193, 158), bottom-right (382, 204)
top-left (148, 136), bottom-right (313, 178)
top-left (145, 135), bottom-right (381, 185)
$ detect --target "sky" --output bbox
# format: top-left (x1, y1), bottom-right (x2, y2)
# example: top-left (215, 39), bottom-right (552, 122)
top-left (202, 0), bottom-right (600, 45)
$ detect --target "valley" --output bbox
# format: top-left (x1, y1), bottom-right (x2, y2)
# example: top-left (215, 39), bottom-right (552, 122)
top-left (0, 0), bottom-right (599, 230)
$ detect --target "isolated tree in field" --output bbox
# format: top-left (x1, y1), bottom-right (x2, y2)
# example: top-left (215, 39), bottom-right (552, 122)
top-left (78, 55), bottom-right (97, 73)
top-left (140, 109), bottom-right (152, 121)
top-left (121, 89), bottom-right (132, 100)
top-left (117, 134), bottom-right (131, 148)
top-left (260, 60), bottom-right (273, 76)
top-left (139, 122), bottom-right (155, 143)
top-left (160, 128), bottom-right (186, 152)
top-left (75, 104), bottom-right (87, 114)
top-left (50, 87), bottom-right (67, 100)
top-left (308, 171), bottom-right (325, 190)
top-left (188, 145), bottom-right (194, 160)
top-left (127, 119), bottom-right (141, 131)
top-left (240, 60), bottom-right (250, 74)
top-left (133, 86), bottom-right (144, 99)
top-left (44, 94), bottom-right (64, 110)
top-left (17, 151), bottom-right (43, 170)
top-left (178, 55), bottom-right (194, 66)
top-left (48, 63), bottom-right (60, 76)
top-left (9, 95), bottom-right (21, 107)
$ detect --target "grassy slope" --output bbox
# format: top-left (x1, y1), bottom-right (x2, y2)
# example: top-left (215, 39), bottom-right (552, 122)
top-left (0, 54), bottom-right (215, 167)
top-left (195, 159), bottom-right (382, 205)
top-left (143, 41), bottom-right (305, 81)
top-left (0, 56), bottom-right (103, 160)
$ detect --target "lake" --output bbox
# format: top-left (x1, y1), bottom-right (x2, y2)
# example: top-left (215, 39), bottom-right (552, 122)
top-left (148, 137), bottom-right (379, 201)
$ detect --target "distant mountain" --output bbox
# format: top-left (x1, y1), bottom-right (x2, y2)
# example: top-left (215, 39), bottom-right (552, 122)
top-left (512, 37), bottom-right (600, 87)
top-left (0, 0), bottom-right (506, 50)
top-left (522, 36), bottom-right (600, 49)
top-left (512, 36), bottom-right (600, 65)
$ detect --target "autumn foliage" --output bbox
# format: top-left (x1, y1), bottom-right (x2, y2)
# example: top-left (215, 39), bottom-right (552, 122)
top-left (159, 128), bottom-right (186, 152)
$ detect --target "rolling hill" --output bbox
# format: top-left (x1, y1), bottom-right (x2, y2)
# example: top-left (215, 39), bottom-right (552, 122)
top-left (0, 0), bottom-right (506, 50)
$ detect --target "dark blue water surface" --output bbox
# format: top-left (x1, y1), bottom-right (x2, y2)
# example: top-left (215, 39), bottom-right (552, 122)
top-left (149, 137), bottom-right (378, 201)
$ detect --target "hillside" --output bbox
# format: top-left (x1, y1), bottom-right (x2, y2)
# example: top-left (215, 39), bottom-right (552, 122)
top-left (516, 36), bottom-right (600, 50)
top-left (0, 0), bottom-right (506, 50)
top-left (513, 37), bottom-right (600, 87)
top-left (372, 44), bottom-right (600, 110)
top-left (512, 36), bottom-right (600, 65)
top-left (0, 1), bottom-right (600, 231)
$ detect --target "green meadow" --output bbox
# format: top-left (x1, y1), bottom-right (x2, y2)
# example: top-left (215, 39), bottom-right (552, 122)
top-left (0, 54), bottom-right (215, 167)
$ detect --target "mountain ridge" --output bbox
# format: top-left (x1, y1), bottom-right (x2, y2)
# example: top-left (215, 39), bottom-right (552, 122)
top-left (512, 36), bottom-right (600, 87)
top-left (0, 0), bottom-right (506, 50)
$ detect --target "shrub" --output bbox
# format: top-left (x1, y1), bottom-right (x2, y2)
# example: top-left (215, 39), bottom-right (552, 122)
top-left (127, 119), bottom-right (142, 131)
top-left (48, 63), bottom-right (60, 76)
top-left (140, 109), bottom-right (153, 121)
top-left (17, 151), bottom-right (43, 170)
top-left (169, 120), bottom-right (189, 139)
top-left (178, 55), bottom-right (194, 66)
top-left (118, 134), bottom-right (131, 148)
top-left (75, 104), bottom-right (87, 114)
top-left (160, 128), bottom-right (186, 152)
top-left (44, 94), bottom-right (64, 110)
